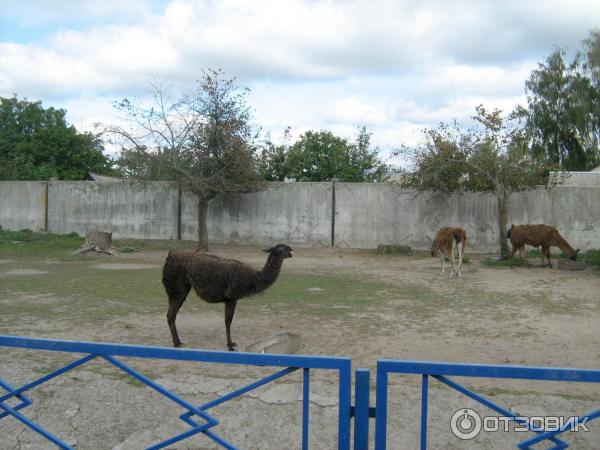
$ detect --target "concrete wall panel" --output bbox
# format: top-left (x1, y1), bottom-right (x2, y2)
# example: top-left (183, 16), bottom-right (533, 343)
top-left (0, 181), bottom-right (47, 232)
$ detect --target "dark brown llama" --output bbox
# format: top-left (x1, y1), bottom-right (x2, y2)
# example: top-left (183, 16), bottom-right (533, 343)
top-left (162, 244), bottom-right (293, 350)
top-left (430, 227), bottom-right (467, 278)
top-left (507, 224), bottom-right (578, 268)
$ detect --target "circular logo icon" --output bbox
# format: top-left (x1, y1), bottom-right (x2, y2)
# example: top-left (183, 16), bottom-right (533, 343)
top-left (450, 408), bottom-right (482, 440)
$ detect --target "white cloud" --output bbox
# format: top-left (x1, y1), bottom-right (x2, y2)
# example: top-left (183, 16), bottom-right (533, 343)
top-left (1, 0), bottom-right (598, 154)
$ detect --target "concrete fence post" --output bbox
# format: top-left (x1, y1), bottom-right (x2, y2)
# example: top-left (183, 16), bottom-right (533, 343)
top-left (331, 178), bottom-right (338, 247)
top-left (44, 181), bottom-right (49, 232)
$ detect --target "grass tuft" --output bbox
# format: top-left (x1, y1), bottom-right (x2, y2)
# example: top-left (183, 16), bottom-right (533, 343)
top-left (376, 244), bottom-right (413, 255)
top-left (580, 249), bottom-right (600, 269)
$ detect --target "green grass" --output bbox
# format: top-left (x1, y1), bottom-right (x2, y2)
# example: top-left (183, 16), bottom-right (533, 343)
top-left (0, 228), bottom-right (84, 256)
top-left (497, 248), bottom-right (600, 269)
top-left (580, 249), bottom-right (600, 269)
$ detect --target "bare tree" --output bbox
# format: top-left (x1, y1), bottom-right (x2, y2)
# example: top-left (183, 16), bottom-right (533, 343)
top-left (100, 70), bottom-right (265, 250)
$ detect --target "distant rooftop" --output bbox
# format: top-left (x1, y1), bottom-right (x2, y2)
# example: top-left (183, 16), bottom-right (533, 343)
top-left (84, 172), bottom-right (124, 182)
top-left (548, 167), bottom-right (600, 187)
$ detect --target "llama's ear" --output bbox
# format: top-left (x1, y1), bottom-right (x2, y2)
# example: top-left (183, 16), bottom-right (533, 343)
top-left (263, 247), bottom-right (273, 253)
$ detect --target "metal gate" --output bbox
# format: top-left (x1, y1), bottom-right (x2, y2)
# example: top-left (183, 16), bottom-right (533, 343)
top-left (0, 335), bottom-right (351, 449)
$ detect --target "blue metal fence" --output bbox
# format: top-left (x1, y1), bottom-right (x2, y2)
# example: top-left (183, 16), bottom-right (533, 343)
top-left (0, 335), bottom-right (352, 450)
top-left (2, 335), bottom-right (600, 449)
top-left (373, 359), bottom-right (600, 450)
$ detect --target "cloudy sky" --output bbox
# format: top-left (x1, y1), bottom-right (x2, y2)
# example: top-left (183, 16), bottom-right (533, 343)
top-left (1, 0), bottom-right (599, 164)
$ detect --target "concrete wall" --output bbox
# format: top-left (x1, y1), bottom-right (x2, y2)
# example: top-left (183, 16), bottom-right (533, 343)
top-left (335, 183), bottom-right (499, 250)
top-left (47, 181), bottom-right (179, 239)
top-left (335, 184), bottom-right (600, 251)
top-left (0, 181), bottom-right (47, 231)
top-left (1, 181), bottom-right (599, 251)
top-left (181, 183), bottom-right (332, 247)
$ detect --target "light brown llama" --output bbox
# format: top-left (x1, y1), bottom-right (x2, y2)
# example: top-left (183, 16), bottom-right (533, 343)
top-left (430, 227), bottom-right (467, 278)
top-left (507, 224), bottom-right (579, 268)
top-left (162, 244), bottom-right (293, 350)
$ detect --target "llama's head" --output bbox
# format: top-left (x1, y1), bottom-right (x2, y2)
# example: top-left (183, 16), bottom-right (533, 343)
top-left (430, 240), bottom-right (438, 257)
top-left (570, 249), bottom-right (580, 261)
top-left (264, 244), bottom-right (294, 259)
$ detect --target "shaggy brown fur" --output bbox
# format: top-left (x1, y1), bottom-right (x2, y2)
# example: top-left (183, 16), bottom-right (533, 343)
top-left (430, 227), bottom-right (467, 278)
top-left (162, 244), bottom-right (293, 350)
top-left (507, 224), bottom-right (579, 268)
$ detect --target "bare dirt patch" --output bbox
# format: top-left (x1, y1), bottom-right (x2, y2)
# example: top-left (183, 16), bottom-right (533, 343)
top-left (1, 244), bottom-right (599, 449)
top-left (1, 268), bottom-right (48, 276)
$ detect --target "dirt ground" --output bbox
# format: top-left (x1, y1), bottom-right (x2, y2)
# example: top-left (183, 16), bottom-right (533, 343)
top-left (1, 245), bottom-right (599, 449)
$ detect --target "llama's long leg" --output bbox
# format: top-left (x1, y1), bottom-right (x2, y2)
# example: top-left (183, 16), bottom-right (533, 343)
top-left (166, 284), bottom-right (191, 348)
top-left (449, 240), bottom-right (457, 279)
top-left (540, 246), bottom-right (546, 267)
top-left (543, 246), bottom-right (552, 268)
top-left (519, 245), bottom-right (525, 260)
top-left (224, 300), bottom-right (238, 351)
top-left (457, 241), bottom-right (463, 278)
top-left (440, 254), bottom-right (445, 274)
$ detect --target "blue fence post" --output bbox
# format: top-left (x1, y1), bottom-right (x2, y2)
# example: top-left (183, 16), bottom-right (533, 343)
top-left (302, 368), bottom-right (310, 450)
top-left (354, 368), bottom-right (370, 450)
top-left (338, 360), bottom-right (352, 450)
top-left (420, 374), bottom-right (428, 450)
top-left (374, 362), bottom-right (388, 450)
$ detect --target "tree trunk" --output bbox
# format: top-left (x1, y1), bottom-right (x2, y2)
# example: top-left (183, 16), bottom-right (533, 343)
top-left (197, 195), bottom-right (209, 251)
top-left (496, 191), bottom-right (509, 257)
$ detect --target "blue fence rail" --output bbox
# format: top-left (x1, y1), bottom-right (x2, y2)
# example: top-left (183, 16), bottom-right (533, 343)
top-left (0, 335), bottom-right (352, 450)
top-left (374, 359), bottom-right (600, 450)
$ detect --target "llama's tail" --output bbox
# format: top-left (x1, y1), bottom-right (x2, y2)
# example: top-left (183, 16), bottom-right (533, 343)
top-left (507, 224), bottom-right (514, 239)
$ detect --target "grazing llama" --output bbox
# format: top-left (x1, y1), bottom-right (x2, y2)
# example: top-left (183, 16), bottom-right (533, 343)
top-left (507, 224), bottom-right (579, 268)
top-left (430, 227), bottom-right (467, 278)
top-left (162, 244), bottom-right (293, 350)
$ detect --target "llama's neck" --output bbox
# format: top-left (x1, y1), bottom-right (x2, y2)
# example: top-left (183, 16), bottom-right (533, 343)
top-left (255, 254), bottom-right (284, 292)
top-left (556, 236), bottom-right (576, 257)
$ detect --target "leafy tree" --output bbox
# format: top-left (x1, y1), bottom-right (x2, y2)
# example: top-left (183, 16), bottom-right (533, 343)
top-left (0, 96), bottom-right (112, 180)
top-left (520, 33), bottom-right (600, 170)
top-left (260, 127), bottom-right (388, 182)
top-left (258, 127), bottom-right (292, 182)
top-left (105, 70), bottom-right (265, 250)
top-left (399, 105), bottom-right (547, 256)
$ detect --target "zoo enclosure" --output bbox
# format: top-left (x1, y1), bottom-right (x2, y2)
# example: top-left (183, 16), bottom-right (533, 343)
top-left (1, 335), bottom-right (599, 449)
top-left (1, 181), bottom-right (600, 251)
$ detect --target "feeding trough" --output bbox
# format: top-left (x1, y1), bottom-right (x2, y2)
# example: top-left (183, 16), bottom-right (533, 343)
top-left (245, 332), bottom-right (301, 354)
top-left (558, 259), bottom-right (586, 270)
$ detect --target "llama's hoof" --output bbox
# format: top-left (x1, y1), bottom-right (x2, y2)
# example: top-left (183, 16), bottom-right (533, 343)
top-left (174, 342), bottom-right (185, 348)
